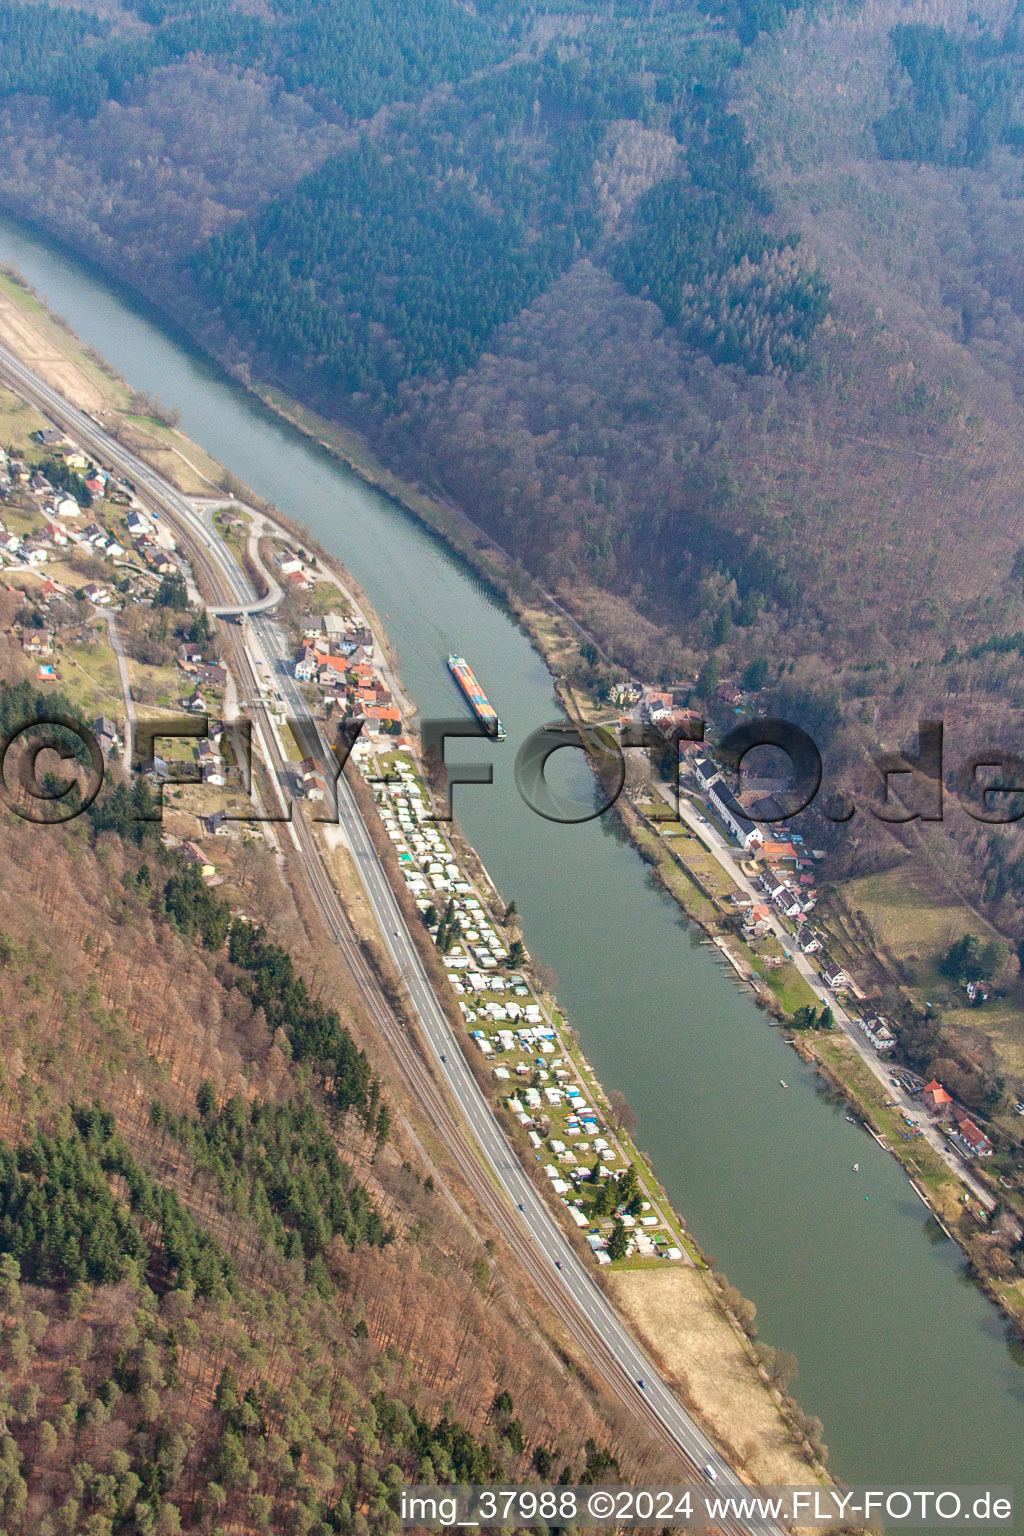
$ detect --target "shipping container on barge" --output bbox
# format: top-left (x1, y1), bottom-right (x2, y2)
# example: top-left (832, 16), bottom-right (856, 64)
top-left (446, 654), bottom-right (506, 739)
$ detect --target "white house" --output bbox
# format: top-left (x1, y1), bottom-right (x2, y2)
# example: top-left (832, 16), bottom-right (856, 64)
top-left (708, 782), bottom-right (764, 850)
top-left (821, 959), bottom-right (848, 990)
top-left (694, 757), bottom-right (721, 792)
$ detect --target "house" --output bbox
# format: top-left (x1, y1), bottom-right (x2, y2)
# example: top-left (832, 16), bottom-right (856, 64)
top-left (693, 757), bottom-right (721, 793)
top-left (85, 475), bottom-right (107, 499)
top-left (195, 663), bottom-right (228, 689)
top-left (35, 428), bottom-right (70, 449)
top-left (715, 682), bottom-right (743, 705)
top-left (762, 840), bottom-right (799, 863)
top-left (923, 1080), bottom-right (953, 1119)
top-left (184, 690), bottom-right (208, 713)
top-left (322, 612), bottom-right (348, 640)
top-left (862, 1017), bottom-right (896, 1052)
top-left (94, 717), bottom-right (118, 756)
top-left (609, 680), bottom-right (642, 706)
top-left (126, 510), bottom-right (150, 535)
top-left (44, 522), bottom-right (69, 547)
top-left (63, 449), bottom-right (89, 471)
top-left (315, 652), bottom-right (348, 676)
top-left (54, 496), bottom-right (80, 518)
top-left (201, 760), bottom-right (226, 787)
top-left (743, 904), bottom-right (773, 937)
top-left (302, 772), bottom-right (327, 802)
top-left (951, 1108), bottom-right (993, 1157)
top-left (0, 532), bottom-right (21, 554)
top-left (365, 705), bottom-right (401, 732)
top-left (797, 924), bottom-right (821, 954)
top-left (771, 885), bottom-right (803, 919)
top-left (28, 473), bottom-right (52, 496)
top-left (294, 647), bottom-right (318, 682)
top-left (708, 783), bottom-right (764, 849)
top-left (81, 583), bottom-right (110, 605)
top-left (821, 959), bottom-right (848, 990)
top-left (181, 841), bottom-right (215, 878)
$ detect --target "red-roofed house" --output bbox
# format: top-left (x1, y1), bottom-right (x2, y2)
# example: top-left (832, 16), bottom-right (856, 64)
top-left (951, 1108), bottom-right (993, 1157)
top-left (743, 904), bottom-right (772, 937)
top-left (923, 1080), bottom-right (953, 1119)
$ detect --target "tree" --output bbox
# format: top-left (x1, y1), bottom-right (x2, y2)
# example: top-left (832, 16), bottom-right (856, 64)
top-left (696, 655), bottom-right (720, 697)
top-left (818, 1005), bottom-right (834, 1030)
top-left (607, 1089), bottom-right (638, 1138)
top-left (742, 657), bottom-right (770, 691)
top-left (506, 939), bottom-right (527, 969)
top-left (941, 934), bottom-right (1007, 985)
top-left (606, 1218), bottom-right (629, 1261)
top-left (0, 1254), bottom-right (20, 1309)
top-left (154, 572), bottom-right (188, 611)
top-left (755, 1343), bottom-right (798, 1390)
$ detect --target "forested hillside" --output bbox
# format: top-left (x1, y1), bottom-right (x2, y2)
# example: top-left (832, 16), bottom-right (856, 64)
top-left (0, 650), bottom-right (666, 1530)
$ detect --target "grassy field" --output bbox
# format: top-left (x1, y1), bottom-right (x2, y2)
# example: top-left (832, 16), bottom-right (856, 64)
top-left (0, 267), bottom-right (129, 414)
top-left (842, 867), bottom-right (1001, 991)
top-left (840, 865), bottom-right (1024, 1077)
top-left (58, 638), bottom-right (124, 715)
top-left (0, 382), bottom-right (48, 449)
top-left (630, 819), bottom-right (719, 925)
top-left (760, 959), bottom-right (819, 1014)
top-left (128, 655), bottom-right (189, 711)
top-left (212, 504), bottom-right (253, 568)
top-left (607, 1268), bottom-right (826, 1486)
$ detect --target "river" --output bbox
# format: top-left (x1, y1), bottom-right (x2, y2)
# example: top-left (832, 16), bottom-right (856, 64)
top-left (1, 215), bottom-right (1021, 1506)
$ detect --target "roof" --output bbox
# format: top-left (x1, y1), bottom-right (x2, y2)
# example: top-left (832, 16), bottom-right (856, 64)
top-left (953, 1113), bottom-right (990, 1149)
top-left (762, 841), bottom-right (798, 860)
top-left (708, 781), bottom-right (760, 838)
top-left (924, 1080), bottom-right (952, 1103)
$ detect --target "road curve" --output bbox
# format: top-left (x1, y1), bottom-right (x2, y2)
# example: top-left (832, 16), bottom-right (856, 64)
top-left (0, 336), bottom-right (784, 1534)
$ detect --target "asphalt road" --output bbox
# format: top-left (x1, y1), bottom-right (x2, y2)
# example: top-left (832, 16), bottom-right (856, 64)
top-left (0, 338), bottom-right (784, 1531)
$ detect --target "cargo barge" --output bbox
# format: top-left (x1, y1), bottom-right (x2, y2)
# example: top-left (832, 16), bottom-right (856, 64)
top-left (447, 654), bottom-right (506, 739)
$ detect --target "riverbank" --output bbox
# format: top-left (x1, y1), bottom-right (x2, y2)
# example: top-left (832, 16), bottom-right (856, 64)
top-left (0, 263), bottom-right (831, 1487)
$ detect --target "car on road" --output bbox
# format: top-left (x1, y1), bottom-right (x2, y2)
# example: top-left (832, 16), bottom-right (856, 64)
top-left (637, 1379), bottom-right (646, 1390)
top-left (440, 1053), bottom-right (447, 1064)
top-left (703, 1465), bottom-right (718, 1482)
top-left (517, 1203), bottom-right (524, 1211)
top-left (554, 1261), bottom-right (563, 1270)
